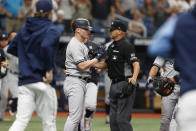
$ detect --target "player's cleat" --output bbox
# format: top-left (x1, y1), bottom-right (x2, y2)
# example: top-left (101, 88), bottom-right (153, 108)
top-left (85, 117), bottom-right (91, 131)
top-left (8, 98), bottom-right (18, 116)
top-left (105, 115), bottom-right (110, 124)
top-left (9, 109), bottom-right (15, 116)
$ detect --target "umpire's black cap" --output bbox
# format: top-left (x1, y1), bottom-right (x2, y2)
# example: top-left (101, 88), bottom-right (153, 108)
top-left (108, 20), bottom-right (127, 32)
top-left (0, 32), bottom-right (8, 41)
top-left (72, 18), bottom-right (92, 32)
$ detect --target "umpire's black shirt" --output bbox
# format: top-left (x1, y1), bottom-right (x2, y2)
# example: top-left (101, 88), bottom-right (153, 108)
top-left (106, 37), bottom-right (138, 80)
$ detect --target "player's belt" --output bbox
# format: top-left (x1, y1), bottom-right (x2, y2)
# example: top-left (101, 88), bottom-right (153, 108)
top-left (111, 76), bottom-right (131, 84)
top-left (9, 70), bottom-right (18, 75)
top-left (66, 74), bottom-right (90, 82)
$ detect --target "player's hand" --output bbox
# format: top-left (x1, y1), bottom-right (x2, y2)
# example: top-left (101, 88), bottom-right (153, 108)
top-left (1, 59), bottom-right (8, 68)
top-left (63, 69), bottom-right (67, 74)
top-left (95, 45), bottom-right (105, 61)
top-left (145, 90), bottom-right (150, 97)
top-left (128, 77), bottom-right (136, 86)
top-left (43, 70), bottom-right (53, 83)
top-left (95, 67), bottom-right (101, 73)
top-left (145, 77), bottom-right (153, 88)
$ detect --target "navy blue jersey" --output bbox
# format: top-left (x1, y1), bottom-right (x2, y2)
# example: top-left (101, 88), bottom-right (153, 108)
top-left (7, 17), bottom-right (61, 86)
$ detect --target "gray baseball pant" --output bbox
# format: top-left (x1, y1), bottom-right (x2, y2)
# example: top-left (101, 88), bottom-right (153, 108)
top-left (80, 82), bottom-right (98, 131)
top-left (160, 85), bottom-right (180, 131)
top-left (64, 76), bottom-right (89, 131)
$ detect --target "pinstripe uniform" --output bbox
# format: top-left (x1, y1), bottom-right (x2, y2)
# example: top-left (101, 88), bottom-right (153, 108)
top-left (0, 45), bottom-right (18, 119)
top-left (153, 56), bottom-right (180, 131)
top-left (64, 37), bottom-right (92, 131)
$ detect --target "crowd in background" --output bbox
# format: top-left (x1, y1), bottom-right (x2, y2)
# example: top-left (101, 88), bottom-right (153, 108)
top-left (0, 0), bottom-right (195, 38)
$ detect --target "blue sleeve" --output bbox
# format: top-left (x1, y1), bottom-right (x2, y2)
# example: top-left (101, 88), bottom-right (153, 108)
top-left (1, 0), bottom-right (7, 7)
top-left (148, 16), bottom-right (178, 58)
top-left (20, 0), bottom-right (24, 5)
top-left (40, 26), bottom-right (61, 71)
top-left (7, 34), bottom-right (19, 57)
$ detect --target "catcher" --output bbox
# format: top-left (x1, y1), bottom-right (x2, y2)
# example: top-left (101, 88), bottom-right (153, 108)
top-left (145, 56), bottom-right (180, 131)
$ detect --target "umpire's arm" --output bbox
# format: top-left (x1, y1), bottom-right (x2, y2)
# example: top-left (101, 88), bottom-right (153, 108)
top-left (129, 61), bottom-right (140, 85)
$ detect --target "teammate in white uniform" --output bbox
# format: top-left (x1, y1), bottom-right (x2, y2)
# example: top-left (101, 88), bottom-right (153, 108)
top-left (8, 0), bottom-right (61, 130)
top-left (146, 56), bottom-right (180, 131)
top-left (63, 18), bottom-right (105, 131)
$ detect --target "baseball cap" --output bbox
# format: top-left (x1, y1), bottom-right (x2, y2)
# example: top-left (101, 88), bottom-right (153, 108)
top-left (36, 0), bottom-right (53, 13)
top-left (57, 9), bottom-right (64, 16)
top-left (109, 20), bottom-right (127, 32)
top-left (0, 32), bottom-right (8, 40)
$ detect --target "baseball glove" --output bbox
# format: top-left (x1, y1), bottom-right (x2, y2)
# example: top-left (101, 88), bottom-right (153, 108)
top-left (152, 76), bottom-right (175, 96)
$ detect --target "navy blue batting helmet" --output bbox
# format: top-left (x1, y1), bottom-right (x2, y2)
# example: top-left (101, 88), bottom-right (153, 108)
top-left (0, 32), bottom-right (8, 40)
top-left (72, 18), bottom-right (92, 32)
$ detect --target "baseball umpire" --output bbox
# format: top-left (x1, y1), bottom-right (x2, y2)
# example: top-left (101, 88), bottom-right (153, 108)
top-left (63, 18), bottom-right (105, 131)
top-left (145, 56), bottom-right (180, 131)
top-left (94, 20), bottom-right (140, 131)
top-left (8, 0), bottom-right (61, 130)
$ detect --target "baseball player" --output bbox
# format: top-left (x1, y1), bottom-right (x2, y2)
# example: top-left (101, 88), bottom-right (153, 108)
top-left (8, 0), bottom-right (61, 131)
top-left (0, 32), bottom-right (10, 121)
top-left (0, 39), bottom-right (8, 94)
top-left (63, 18), bottom-right (105, 131)
top-left (103, 41), bottom-right (113, 124)
top-left (7, 32), bottom-right (18, 115)
top-left (79, 30), bottom-right (101, 131)
top-left (146, 56), bottom-right (180, 131)
top-left (1, 32), bottom-right (19, 116)
top-left (148, 4), bottom-right (196, 131)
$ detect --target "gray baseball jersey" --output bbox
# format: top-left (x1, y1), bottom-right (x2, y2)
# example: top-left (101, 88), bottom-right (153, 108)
top-left (153, 56), bottom-right (179, 78)
top-left (153, 56), bottom-right (180, 131)
top-left (4, 46), bottom-right (18, 73)
top-left (104, 41), bottom-right (113, 104)
top-left (65, 37), bottom-right (90, 77)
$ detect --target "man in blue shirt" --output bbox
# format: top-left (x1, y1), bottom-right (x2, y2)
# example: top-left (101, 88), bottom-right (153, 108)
top-left (148, 5), bottom-right (196, 131)
top-left (1, 0), bottom-right (24, 33)
top-left (8, 0), bottom-right (61, 131)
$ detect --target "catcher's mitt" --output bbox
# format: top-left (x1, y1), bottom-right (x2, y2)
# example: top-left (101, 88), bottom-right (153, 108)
top-left (152, 76), bottom-right (175, 96)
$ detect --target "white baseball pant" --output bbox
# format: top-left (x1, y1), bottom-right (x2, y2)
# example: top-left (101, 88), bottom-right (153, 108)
top-left (9, 82), bottom-right (57, 131)
top-left (176, 90), bottom-right (196, 131)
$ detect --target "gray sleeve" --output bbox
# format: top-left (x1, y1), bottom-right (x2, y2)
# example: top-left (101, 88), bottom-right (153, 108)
top-left (153, 56), bottom-right (165, 67)
top-left (71, 44), bottom-right (86, 64)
